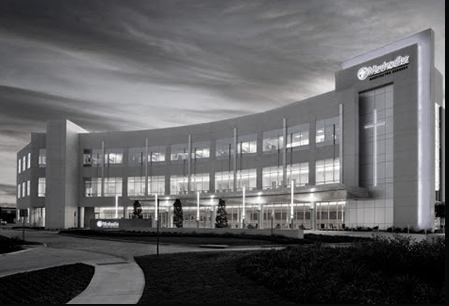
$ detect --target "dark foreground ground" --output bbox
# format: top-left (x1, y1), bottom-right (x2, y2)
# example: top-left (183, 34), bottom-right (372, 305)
top-left (0, 263), bottom-right (94, 304)
top-left (136, 236), bottom-right (446, 304)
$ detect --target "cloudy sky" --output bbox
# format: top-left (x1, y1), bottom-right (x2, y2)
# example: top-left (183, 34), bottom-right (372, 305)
top-left (0, 0), bottom-right (445, 205)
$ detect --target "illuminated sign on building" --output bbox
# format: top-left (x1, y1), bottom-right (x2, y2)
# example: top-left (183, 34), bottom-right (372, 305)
top-left (96, 220), bottom-right (119, 228)
top-left (357, 55), bottom-right (409, 80)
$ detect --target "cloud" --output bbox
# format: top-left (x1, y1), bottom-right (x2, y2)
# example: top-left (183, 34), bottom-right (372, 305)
top-left (0, 0), bottom-right (445, 198)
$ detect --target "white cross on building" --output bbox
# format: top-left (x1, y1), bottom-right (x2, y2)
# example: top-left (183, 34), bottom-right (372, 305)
top-left (364, 109), bottom-right (385, 187)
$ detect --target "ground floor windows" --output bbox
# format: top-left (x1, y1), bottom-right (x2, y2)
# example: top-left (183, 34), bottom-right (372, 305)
top-left (215, 171), bottom-right (233, 192)
top-left (236, 169), bottom-right (257, 191)
top-left (316, 158), bottom-right (340, 185)
top-left (38, 178), bottom-right (46, 197)
top-left (287, 163), bottom-right (309, 186)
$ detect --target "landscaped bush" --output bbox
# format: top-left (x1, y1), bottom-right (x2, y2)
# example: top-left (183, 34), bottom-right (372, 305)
top-left (236, 236), bottom-right (445, 304)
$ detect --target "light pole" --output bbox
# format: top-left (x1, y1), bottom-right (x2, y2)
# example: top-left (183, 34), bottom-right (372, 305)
top-left (241, 186), bottom-right (246, 229)
top-left (155, 194), bottom-right (160, 256)
top-left (196, 191), bottom-right (200, 228)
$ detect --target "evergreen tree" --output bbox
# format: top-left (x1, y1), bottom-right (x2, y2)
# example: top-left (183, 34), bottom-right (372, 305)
top-left (215, 198), bottom-right (228, 228)
top-left (173, 199), bottom-right (183, 228)
top-left (132, 200), bottom-right (143, 219)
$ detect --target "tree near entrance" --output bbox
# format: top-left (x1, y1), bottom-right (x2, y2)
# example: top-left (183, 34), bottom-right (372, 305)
top-left (132, 200), bottom-right (143, 219)
top-left (173, 199), bottom-right (183, 228)
top-left (215, 198), bottom-right (228, 228)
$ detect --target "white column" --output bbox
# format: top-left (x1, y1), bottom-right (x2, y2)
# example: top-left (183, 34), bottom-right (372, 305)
top-left (290, 181), bottom-right (294, 227)
top-left (242, 186), bottom-right (246, 228)
top-left (154, 194), bottom-right (158, 221)
top-left (115, 195), bottom-right (119, 219)
top-left (196, 191), bottom-right (200, 220)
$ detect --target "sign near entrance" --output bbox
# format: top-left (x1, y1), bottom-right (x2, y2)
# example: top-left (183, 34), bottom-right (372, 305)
top-left (96, 220), bottom-right (119, 228)
top-left (357, 55), bottom-right (409, 80)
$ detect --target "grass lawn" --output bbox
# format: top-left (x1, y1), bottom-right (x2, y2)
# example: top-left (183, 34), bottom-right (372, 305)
top-left (135, 251), bottom-right (294, 304)
top-left (0, 235), bottom-right (23, 254)
top-left (237, 236), bottom-right (446, 304)
top-left (0, 263), bottom-right (94, 304)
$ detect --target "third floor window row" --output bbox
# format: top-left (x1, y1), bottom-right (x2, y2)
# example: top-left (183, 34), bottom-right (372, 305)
top-left (82, 118), bottom-right (339, 167)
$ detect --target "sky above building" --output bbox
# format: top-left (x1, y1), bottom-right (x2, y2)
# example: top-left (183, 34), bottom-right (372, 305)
top-left (0, 0), bottom-right (445, 205)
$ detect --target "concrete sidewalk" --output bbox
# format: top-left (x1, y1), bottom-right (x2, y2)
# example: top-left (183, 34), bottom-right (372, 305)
top-left (68, 261), bottom-right (144, 304)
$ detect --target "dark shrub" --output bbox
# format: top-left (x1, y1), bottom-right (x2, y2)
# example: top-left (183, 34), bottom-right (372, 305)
top-left (173, 199), bottom-right (183, 228)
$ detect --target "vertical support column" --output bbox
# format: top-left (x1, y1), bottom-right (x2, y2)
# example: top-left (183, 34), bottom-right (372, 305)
top-left (101, 140), bottom-right (105, 197)
top-left (196, 191), bottom-right (200, 228)
top-left (187, 134), bottom-right (192, 193)
top-left (259, 204), bottom-right (263, 229)
top-left (233, 128), bottom-right (237, 192)
top-left (312, 201), bottom-right (317, 230)
top-left (115, 195), bottom-right (119, 219)
top-left (290, 181), bottom-right (294, 228)
top-left (241, 186), bottom-right (246, 228)
top-left (282, 118), bottom-right (287, 187)
top-left (154, 194), bottom-right (158, 227)
top-left (145, 137), bottom-right (149, 196)
top-left (339, 104), bottom-right (344, 184)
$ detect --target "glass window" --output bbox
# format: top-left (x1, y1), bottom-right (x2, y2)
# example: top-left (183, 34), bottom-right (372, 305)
top-left (190, 173), bottom-right (209, 192)
top-left (316, 158), bottom-right (340, 185)
top-left (84, 178), bottom-right (102, 197)
top-left (21, 182), bottom-right (26, 198)
top-left (263, 129), bottom-right (283, 153)
top-left (237, 134), bottom-right (257, 154)
top-left (127, 176), bottom-right (145, 196)
top-left (170, 175), bottom-right (188, 194)
top-left (128, 147), bottom-right (145, 165)
top-left (83, 149), bottom-right (103, 167)
top-left (17, 184), bottom-right (21, 199)
top-left (149, 176), bottom-right (165, 195)
top-left (287, 124), bottom-right (309, 148)
top-left (38, 178), bottom-right (46, 197)
top-left (38, 149), bottom-right (46, 167)
top-left (287, 163), bottom-right (309, 186)
top-left (26, 180), bottom-right (30, 196)
top-left (104, 177), bottom-right (122, 196)
top-left (216, 138), bottom-right (234, 159)
top-left (22, 156), bottom-right (26, 172)
top-left (149, 146), bottom-right (166, 162)
top-left (171, 144), bottom-right (188, 161)
top-left (236, 169), bottom-right (257, 191)
top-left (262, 166), bottom-right (283, 190)
top-left (27, 153), bottom-right (31, 169)
top-left (214, 171), bottom-right (234, 192)
top-left (192, 142), bottom-right (210, 159)
top-left (316, 117), bottom-right (339, 146)
top-left (105, 149), bottom-right (123, 165)
top-left (18, 159), bottom-right (21, 174)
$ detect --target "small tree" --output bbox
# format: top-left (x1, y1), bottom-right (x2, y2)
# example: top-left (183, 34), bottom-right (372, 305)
top-left (215, 198), bottom-right (228, 228)
top-left (173, 199), bottom-right (183, 228)
top-left (132, 200), bottom-right (143, 219)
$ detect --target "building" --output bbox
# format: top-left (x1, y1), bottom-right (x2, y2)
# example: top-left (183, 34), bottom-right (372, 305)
top-left (16, 29), bottom-right (444, 231)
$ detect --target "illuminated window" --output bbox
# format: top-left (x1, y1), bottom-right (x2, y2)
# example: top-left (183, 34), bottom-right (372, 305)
top-left (26, 180), bottom-right (30, 196)
top-left (18, 159), bottom-right (21, 174)
top-left (214, 171), bottom-right (233, 192)
top-left (105, 149), bottom-right (123, 165)
top-left (17, 184), bottom-right (21, 199)
top-left (127, 177), bottom-right (145, 196)
top-left (149, 176), bottom-right (165, 194)
top-left (262, 166), bottom-right (283, 190)
top-left (263, 129), bottom-right (283, 152)
top-left (236, 169), bottom-right (257, 191)
top-left (287, 124), bottom-right (309, 148)
top-left (316, 159), bottom-right (340, 185)
top-left (237, 134), bottom-right (257, 154)
top-left (38, 178), bottom-right (46, 197)
top-left (149, 146), bottom-right (166, 162)
top-left (287, 163), bottom-right (309, 186)
top-left (190, 173), bottom-right (209, 192)
top-left (216, 138), bottom-right (234, 159)
top-left (104, 177), bottom-right (122, 196)
top-left (38, 149), bottom-right (46, 167)
top-left (83, 149), bottom-right (103, 167)
top-left (22, 156), bottom-right (26, 172)
top-left (192, 142), bottom-right (210, 159)
top-left (27, 153), bottom-right (31, 169)
top-left (21, 182), bottom-right (26, 198)
top-left (170, 144), bottom-right (188, 161)
top-left (84, 178), bottom-right (102, 197)
top-left (316, 117), bottom-right (339, 145)
top-left (170, 175), bottom-right (188, 194)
